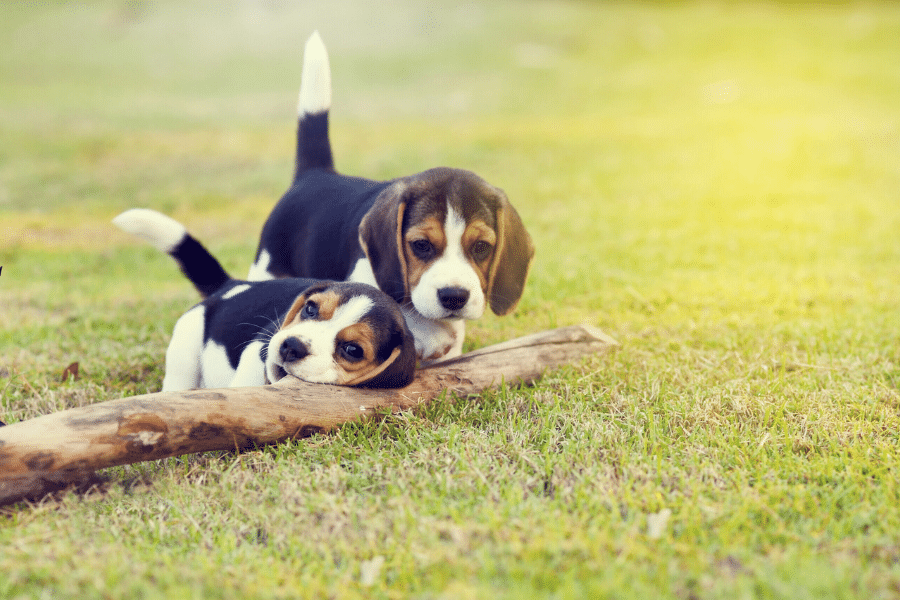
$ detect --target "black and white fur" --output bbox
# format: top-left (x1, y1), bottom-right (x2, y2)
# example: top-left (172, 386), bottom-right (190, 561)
top-left (248, 32), bottom-right (535, 362)
top-left (114, 209), bottom-right (415, 391)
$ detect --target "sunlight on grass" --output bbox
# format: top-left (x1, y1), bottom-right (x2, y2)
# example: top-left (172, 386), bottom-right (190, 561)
top-left (2, 1), bottom-right (900, 598)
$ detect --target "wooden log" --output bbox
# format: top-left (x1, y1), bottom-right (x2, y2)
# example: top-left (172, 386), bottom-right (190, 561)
top-left (0, 325), bottom-right (616, 506)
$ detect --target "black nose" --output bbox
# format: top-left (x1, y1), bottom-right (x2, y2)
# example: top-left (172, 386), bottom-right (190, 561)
top-left (438, 286), bottom-right (469, 311)
top-left (279, 337), bottom-right (309, 363)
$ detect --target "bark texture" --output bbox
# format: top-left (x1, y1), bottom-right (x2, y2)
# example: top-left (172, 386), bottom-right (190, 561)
top-left (0, 325), bottom-right (616, 506)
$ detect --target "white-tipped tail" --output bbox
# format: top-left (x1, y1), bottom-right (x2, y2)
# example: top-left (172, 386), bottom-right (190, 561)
top-left (113, 208), bottom-right (187, 253)
top-left (298, 30), bottom-right (331, 115)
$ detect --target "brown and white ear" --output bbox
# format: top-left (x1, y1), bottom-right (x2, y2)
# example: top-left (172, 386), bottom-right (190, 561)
top-left (358, 182), bottom-right (409, 303)
top-left (343, 333), bottom-right (416, 389)
top-left (487, 195), bottom-right (535, 315)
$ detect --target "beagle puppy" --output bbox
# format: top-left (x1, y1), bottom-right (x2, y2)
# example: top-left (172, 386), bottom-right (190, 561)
top-left (247, 32), bottom-right (535, 362)
top-left (114, 209), bottom-right (415, 392)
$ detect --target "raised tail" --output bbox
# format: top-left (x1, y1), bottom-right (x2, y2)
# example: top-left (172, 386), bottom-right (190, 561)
top-left (113, 208), bottom-right (231, 298)
top-left (294, 30), bottom-right (334, 179)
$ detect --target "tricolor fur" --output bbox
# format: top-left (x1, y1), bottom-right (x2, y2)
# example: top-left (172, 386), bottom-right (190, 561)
top-left (114, 208), bottom-right (415, 391)
top-left (248, 31), bottom-right (535, 362)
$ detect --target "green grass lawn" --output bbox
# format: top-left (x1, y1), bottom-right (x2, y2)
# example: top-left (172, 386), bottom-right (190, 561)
top-left (2, 1), bottom-right (900, 598)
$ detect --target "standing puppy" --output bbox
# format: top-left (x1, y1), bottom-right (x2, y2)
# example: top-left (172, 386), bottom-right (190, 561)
top-left (248, 32), bottom-right (535, 362)
top-left (114, 209), bottom-right (415, 392)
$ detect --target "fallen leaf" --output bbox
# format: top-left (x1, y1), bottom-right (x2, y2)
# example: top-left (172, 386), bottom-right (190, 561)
top-left (61, 362), bottom-right (80, 382)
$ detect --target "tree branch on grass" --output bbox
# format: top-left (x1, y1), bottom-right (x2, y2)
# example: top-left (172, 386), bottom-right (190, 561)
top-left (0, 325), bottom-right (617, 507)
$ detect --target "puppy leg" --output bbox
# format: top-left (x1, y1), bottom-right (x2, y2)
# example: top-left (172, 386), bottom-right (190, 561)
top-left (199, 341), bottom-right (237, 389)
top-left (161, 306), bottom-right (205, 392)
top-left (447, 320), bottom-right (465, 359)
top-left (228, 341), bottom-right (267, 388)
top-left (403, 306), bottom-right (466, 362)
top-left (420, 320), bottom-right (465, 364)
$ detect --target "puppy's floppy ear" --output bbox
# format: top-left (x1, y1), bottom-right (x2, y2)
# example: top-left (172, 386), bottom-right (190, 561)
top-left (344, 327), bottom-right (416, 389)
top-left (487, 193), bottom-right (535, 315)
top-left (358, 182), bottom-right (409, 303)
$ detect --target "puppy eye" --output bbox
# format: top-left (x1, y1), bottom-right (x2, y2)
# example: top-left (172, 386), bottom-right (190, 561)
top-left (471, 240), bottom-right (493, 261)
top-left (409, 239), bottom-right (435, 260)
top-left (339, 342), bottom-right (365, 362)
top-left (301, 300), bottom-right (319, 319)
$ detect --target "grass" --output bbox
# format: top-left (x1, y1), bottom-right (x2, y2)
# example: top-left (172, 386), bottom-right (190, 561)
top-left (2, 0), bottom-right (900, 597)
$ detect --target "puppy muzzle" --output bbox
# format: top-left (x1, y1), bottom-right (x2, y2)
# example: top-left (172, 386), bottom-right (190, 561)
top-left (267, 336), bottom-right (310, 383)
top-left (279, 336), bottom-right (310, 363)
top-left (437, 286), bottom-right (470, 312)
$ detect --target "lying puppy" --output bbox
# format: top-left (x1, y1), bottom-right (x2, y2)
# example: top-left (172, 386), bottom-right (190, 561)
top-left (114, 209), bottom-right (415, 392)
top-left (248, 32), bottom-right (535, 362)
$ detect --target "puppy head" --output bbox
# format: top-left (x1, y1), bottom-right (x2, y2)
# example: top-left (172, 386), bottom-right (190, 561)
top-left (359, 168), bottom-right (534, 320)
top-left (266, 281), bottom-right (415, 388)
